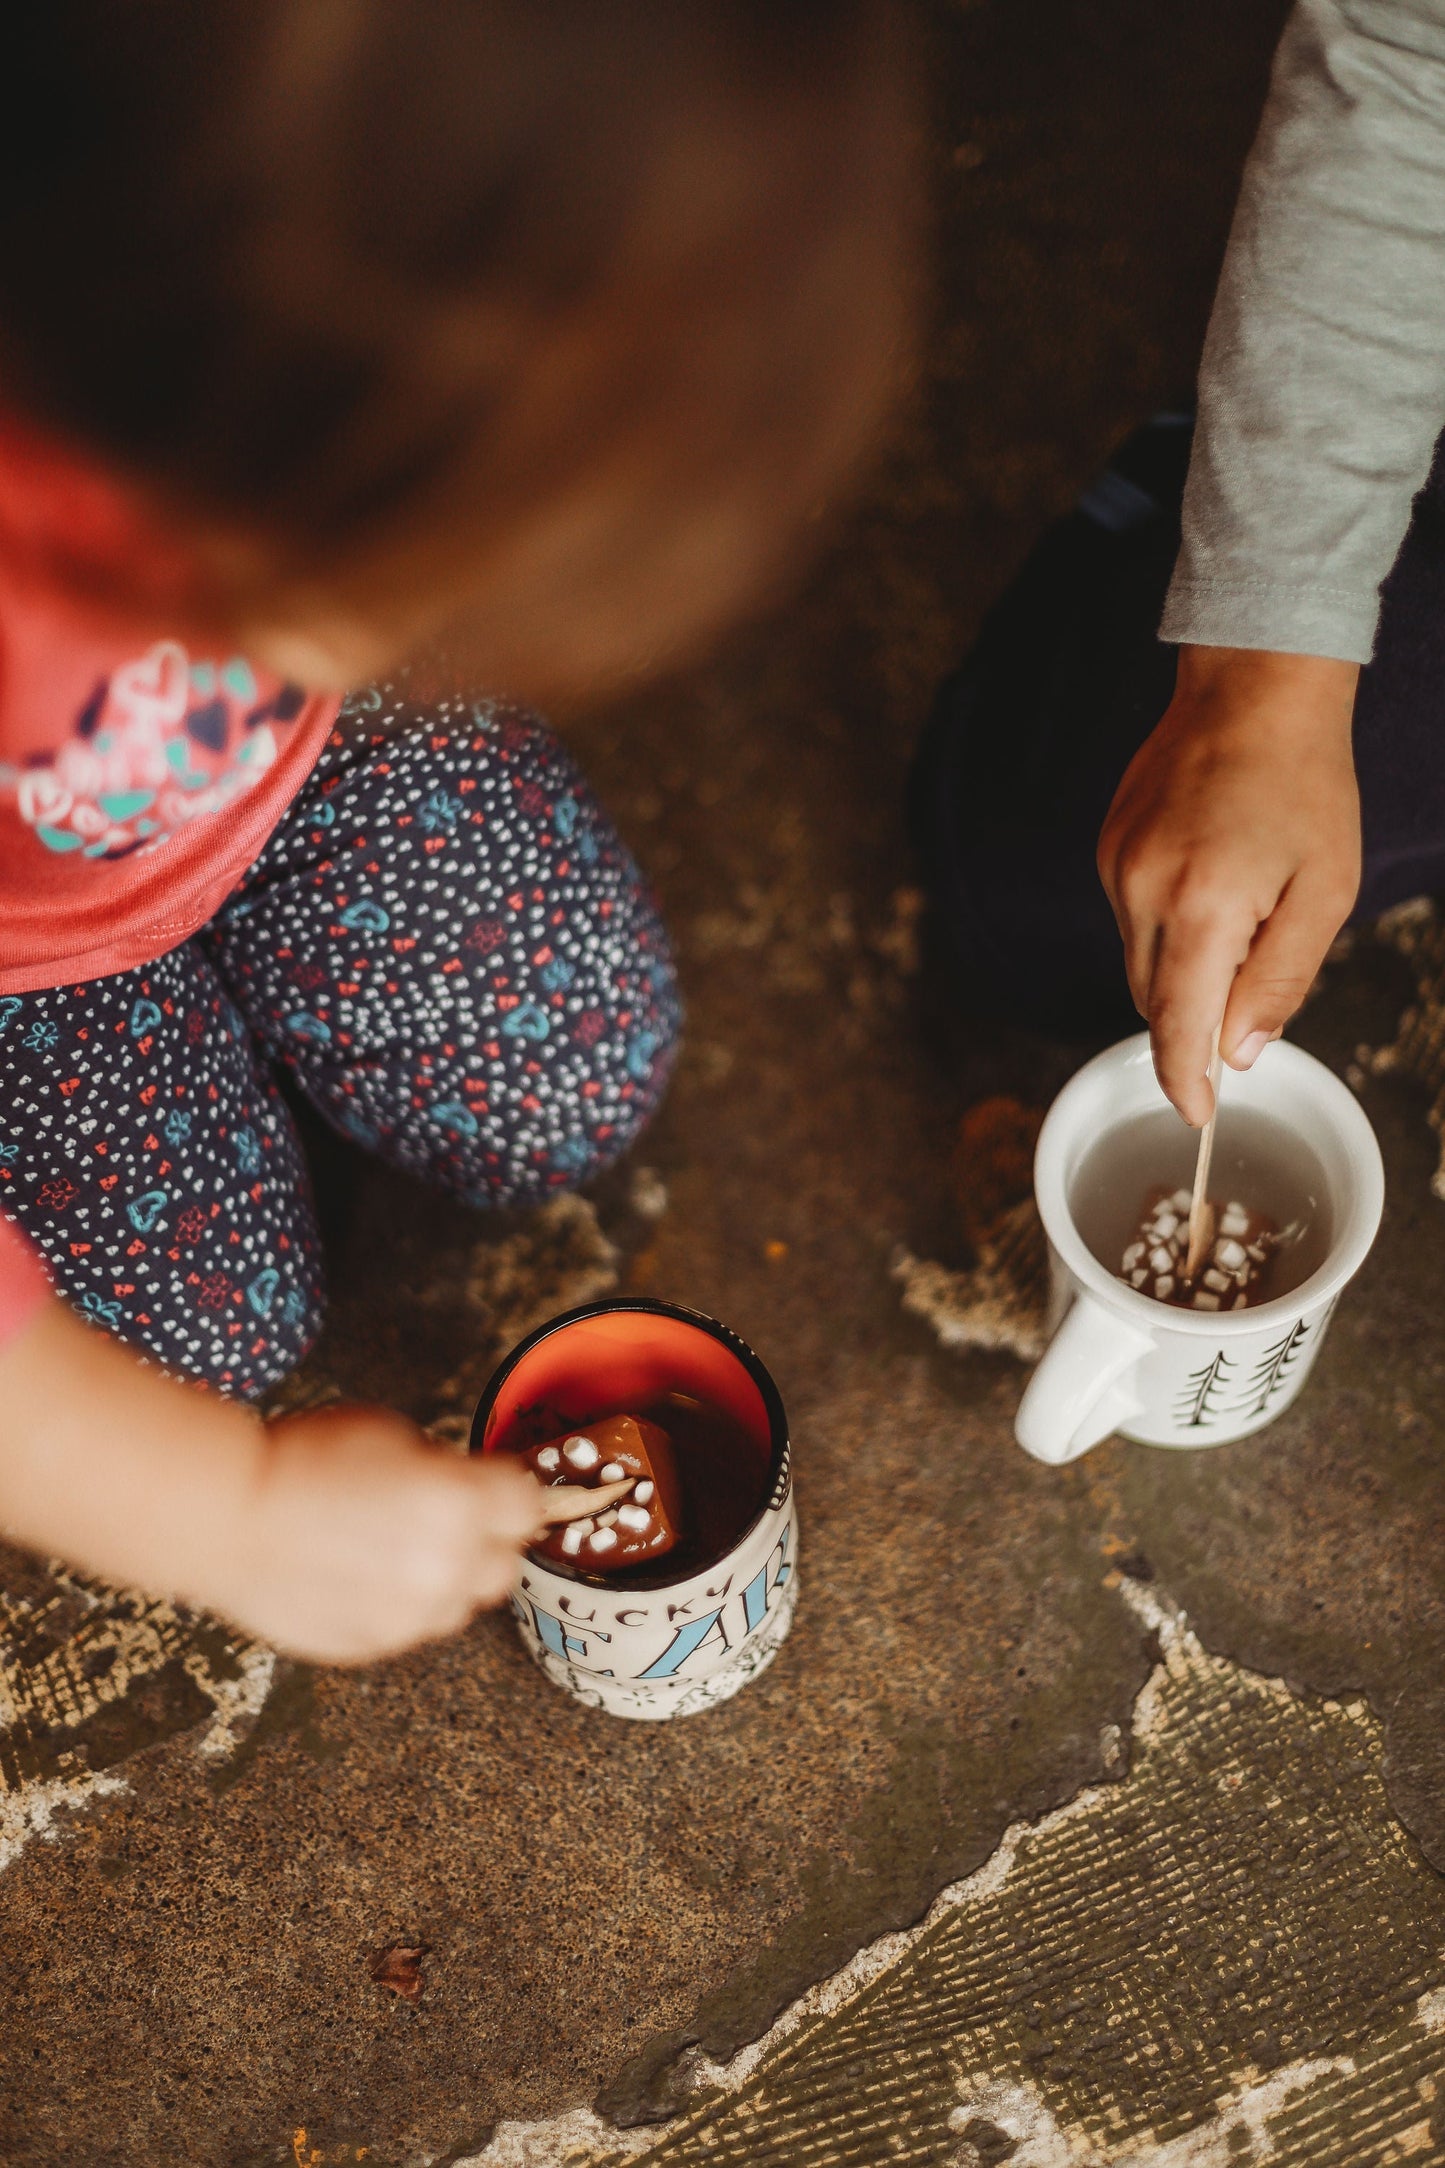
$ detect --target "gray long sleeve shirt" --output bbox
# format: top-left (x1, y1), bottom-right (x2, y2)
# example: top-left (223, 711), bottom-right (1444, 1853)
top-left (1162, 0), bottom-right (1445, 662)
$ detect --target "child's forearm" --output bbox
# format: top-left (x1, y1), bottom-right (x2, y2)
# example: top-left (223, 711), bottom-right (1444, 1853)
top-left (0, 1298), bottom-right (264, 1607)
top-left (0, 1297), bottom-right (543, 1664)
top-left (1164, 0), bottom-right (1445, 667)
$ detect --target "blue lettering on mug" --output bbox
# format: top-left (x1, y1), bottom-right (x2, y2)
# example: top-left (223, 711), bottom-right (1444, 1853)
top-left (530, 1600), bottom-right (613, 1670)
top-left (742, 1523), bottom-right (793, 1634)
top-left (638, 1609), bottom-right (730, 1680)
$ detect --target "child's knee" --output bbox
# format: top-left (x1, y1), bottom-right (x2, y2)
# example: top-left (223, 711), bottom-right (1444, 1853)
top-left (47, 1243), bottom-right (326, 1401)
top-left (432, 912), bottom-right (681, 1207)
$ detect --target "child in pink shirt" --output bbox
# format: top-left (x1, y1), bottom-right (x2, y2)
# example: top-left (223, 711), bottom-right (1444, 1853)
top-left (0, 1), bottom-right (916, 1660)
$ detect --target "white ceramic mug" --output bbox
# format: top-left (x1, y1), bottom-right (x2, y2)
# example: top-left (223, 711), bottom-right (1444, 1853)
top-left (471, 1299), bottom-right (797, 1720)
top-left (1015, 1033), bottom-right (1384, 1464)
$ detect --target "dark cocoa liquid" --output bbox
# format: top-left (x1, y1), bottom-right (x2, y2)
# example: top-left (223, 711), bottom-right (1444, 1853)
top-left (505, 1389), bottom-right (771, 1586)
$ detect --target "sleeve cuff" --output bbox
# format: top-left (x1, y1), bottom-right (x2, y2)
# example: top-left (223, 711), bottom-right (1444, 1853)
top-left (0, 1216), bottom-right (52, 1352)
top-left (1160, 576), bottom-right (1380, 665)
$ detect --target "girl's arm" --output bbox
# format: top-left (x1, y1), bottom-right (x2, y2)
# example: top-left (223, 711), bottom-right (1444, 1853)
top-left (1165, 0), bottom-right (1445, 664)
top-left (0, 1292), bottom-right (542, 1663)
top-left (1106, 0), bottom-right (1445, 1122)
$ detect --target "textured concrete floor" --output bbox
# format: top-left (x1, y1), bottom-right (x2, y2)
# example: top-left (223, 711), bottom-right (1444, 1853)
top-left (7, 0), bottom-right (1445, 2162)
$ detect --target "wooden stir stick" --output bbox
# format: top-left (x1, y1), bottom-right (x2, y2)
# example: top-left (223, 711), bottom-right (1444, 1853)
top-left (1182, 1025), bottom-right (1225, 1283)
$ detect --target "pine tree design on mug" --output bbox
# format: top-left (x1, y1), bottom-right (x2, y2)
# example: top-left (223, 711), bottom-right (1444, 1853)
top-left (1241, 1320), bottom-right (1310, 1420)
top-left (1176, 1349), bottom-right (1235, 1429)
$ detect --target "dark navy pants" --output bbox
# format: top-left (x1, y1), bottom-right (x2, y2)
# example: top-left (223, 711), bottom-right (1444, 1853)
top-left (0, 691), bottom-right (680, 1396)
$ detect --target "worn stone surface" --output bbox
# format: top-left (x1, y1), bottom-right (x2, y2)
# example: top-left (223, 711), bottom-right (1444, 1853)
top-left (531, 1589), bottom-right (1445, 2168)
top-left (7, 0), bottom-right (1445, 2164)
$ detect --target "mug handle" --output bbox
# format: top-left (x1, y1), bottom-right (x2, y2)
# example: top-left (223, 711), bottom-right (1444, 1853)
top-left (1015, 1291), bottom-right (1153, 1465)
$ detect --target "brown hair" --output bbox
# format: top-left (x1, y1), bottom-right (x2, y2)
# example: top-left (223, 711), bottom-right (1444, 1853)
top-left (0, 1), bottom-right (920, 695)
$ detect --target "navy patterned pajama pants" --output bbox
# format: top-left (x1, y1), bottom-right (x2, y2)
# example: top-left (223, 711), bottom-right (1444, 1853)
top-left (0, 692), bottom-right (680, 1397)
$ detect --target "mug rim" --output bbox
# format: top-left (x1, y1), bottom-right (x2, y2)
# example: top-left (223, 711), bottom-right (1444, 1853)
top-left (1034, 1033), bottom-right (1386, 1335)
top-left (469, 1295), bottom-right (790, 1590)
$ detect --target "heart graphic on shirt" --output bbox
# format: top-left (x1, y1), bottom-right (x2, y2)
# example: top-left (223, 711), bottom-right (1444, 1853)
top-left (246, 1268), bottom-right (280, 1318)
top-left (220, 658), bottom-right (258, 705)
top-left (0, 1001), bottom-right (21, 1032)
top-left (130, 999), bottom-right (164, 1038)
top-left (110, 639), bottom-right (189, 730)
top-left (185, 699), bottom-right (228, 753)
top-left (98, 789), bottom-right (156, 822)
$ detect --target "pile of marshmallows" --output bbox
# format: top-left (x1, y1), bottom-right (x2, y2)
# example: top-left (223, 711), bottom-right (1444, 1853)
top-left (1121, 1188), bottom-right (1274, 1312)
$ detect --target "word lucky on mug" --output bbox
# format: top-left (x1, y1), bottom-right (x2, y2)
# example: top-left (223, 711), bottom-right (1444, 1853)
top-left (515, 1523), bottom-right (793, 1681)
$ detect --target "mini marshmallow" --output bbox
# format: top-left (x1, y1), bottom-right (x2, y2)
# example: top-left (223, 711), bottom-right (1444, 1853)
top-left (1202, 1267), bottom-right (1229, 1293)
top-left (1122, 1243), bottom-right (1145, 1270)
top-left (563, 1435), bottom-right (600, 1470)
top-left (587, 1526), bottom-right (619, 1553)
top-left (1130, 1269), bottom-right (1149, 1288)
top-left (634, 1480), bottom-right (655, 1504)
top-left (536, 1445), bottom-right (561, 1473)
top-left (599, 1461), bottom-right (626, 1482)
top-left (1153, 1211), bottom-right (1179, 1240)
top-left (1171, 1189), bottom-right (1192, 1212)
top-left (1149, 1246), bottom-right (1173, 1274)
top-left (1192, 1290), bottom-right (1221, 1310)
top-left (561, 1525), bottom-right (585, 1556)
top-left (1215, 1237), bottom-right (1247, 1270)
top-left (617, 1503), bottom-right (652, 1532)
top-left (1219, 1208), bottom-right (1249, 1238)
top-left (1155, 1273), bottom-right (1174, 1299)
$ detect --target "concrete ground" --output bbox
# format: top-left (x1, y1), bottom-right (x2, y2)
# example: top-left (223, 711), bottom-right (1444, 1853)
top-left (5, 1), bottom-right (1445, 2162)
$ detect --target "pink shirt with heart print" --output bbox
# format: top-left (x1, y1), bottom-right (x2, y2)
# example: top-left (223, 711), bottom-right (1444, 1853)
top-left (0, 558), bottom-right (339, 1338)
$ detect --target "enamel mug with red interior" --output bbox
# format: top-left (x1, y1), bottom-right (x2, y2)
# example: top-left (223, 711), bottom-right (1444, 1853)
top-left (472, 1298), bottom-right (796, 1719)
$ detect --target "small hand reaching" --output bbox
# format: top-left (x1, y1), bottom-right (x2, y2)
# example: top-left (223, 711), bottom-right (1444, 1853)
top-left (230, 1405), bottom-right (545, 1663)
top-left (1097, 645), bottom-right (1362, 1125)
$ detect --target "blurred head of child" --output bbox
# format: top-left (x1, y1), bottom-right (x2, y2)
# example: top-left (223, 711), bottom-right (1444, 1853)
top-left (0, 0), bottom-right (919, 707)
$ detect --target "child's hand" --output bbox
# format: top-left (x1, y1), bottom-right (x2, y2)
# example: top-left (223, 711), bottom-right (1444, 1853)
top-left (0, 1301), bottom-right (543, 1667)
top-left (227, 1406), bottom-right (544, 1664)
top-left (1097, 645), bottom-right (1361, 1125)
